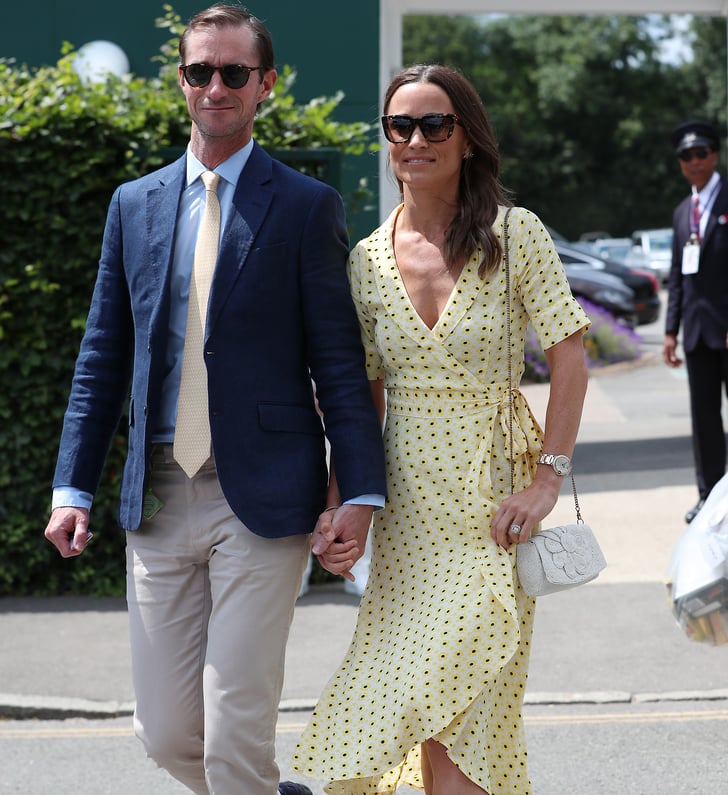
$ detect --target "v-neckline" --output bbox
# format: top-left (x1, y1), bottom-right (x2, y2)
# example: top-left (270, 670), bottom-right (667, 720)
top-left (389, 206), bottom-right (467, 333)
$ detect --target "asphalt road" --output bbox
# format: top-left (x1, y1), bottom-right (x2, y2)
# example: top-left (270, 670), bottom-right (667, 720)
top-left (2, 699), bottom-right (726, 794)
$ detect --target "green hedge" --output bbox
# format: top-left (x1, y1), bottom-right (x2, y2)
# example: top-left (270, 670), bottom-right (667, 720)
top-left (0, 8), bottom-right (374, 596)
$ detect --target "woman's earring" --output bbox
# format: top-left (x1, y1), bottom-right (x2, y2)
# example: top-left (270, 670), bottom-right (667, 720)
top-left (463, 149), bottom-right (474, 160)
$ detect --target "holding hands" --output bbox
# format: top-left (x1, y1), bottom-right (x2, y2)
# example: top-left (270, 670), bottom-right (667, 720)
top-left (311, 504), bottom-right (373, 583)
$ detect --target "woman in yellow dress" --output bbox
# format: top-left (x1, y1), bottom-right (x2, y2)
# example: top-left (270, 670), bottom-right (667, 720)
top-left (293, 64), bottom-right (590, 795)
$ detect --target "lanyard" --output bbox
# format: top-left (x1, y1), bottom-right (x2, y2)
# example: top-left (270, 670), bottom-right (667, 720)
top-left (690, 179), bottom-right (721, 242)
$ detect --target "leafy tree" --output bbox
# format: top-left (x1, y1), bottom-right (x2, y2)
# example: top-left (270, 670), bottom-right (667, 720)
top-left (403, 14), bottom-right (724, 239)
top-left (684, 15), bottom-right (727, 129)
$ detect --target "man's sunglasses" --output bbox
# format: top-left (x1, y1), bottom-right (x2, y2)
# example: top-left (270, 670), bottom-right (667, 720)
top-left (381, 113), bottom-right (461, 144)
top-left (180, 63), bottom-right (265, 89)
top-left (677, 147), bottom-right (712, 163)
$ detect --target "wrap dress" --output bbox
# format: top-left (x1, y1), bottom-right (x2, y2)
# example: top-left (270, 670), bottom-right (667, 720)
top-left (293, 205), bottom-right (590, 794)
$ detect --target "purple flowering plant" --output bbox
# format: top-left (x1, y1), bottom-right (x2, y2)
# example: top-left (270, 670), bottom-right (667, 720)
top-left (522, 298), bottom-right (641, 383)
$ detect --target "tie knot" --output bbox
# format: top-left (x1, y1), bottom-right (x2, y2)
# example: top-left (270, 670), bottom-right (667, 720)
top-left (201, 171), bottom-right (221, 193)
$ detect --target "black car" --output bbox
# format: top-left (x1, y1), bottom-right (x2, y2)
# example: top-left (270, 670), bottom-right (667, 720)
top-left (556, 241), bottom-right (661, 326)
top-left (560, 263), bottom-right (638, 327)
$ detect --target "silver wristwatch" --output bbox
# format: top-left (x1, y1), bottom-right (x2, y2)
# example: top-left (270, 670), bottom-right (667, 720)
top-left (536, 453), bottom-right (573, 476)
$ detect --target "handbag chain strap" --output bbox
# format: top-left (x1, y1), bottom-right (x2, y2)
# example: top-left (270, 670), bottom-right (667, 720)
top-left (502, 208), bottom-right (583, 523)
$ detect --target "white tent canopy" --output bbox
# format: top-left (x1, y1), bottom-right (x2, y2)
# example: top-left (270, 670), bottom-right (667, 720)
top-left (378, 0), bottom-right (727, 216)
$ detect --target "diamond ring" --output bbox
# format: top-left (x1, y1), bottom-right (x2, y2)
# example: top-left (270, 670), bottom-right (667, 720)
top-left (509, 524), bottom-right (523, 536)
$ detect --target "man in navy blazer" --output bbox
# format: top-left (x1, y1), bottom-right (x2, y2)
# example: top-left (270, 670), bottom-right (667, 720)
top-left (664, 120), bottom-right (728, 524)
top-left (44, 6), bottom-right (385, 795)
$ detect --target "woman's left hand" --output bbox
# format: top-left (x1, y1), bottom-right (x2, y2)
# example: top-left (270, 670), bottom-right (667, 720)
top-left (490, 477), bottom-right (561, 549)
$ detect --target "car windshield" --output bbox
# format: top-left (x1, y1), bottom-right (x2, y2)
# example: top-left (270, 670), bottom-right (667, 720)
top-left (597, 242), bottom-right (630, 260)
top-left (647, 232), bottom-right (672, 252)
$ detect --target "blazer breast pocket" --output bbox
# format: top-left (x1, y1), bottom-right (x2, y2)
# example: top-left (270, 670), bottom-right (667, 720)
top-left (247, 242), bottom-right (288, 276)
top-left (236, 242), bottom-right (290, 305)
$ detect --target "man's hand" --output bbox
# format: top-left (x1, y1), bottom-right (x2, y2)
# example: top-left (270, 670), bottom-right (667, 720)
top-left (663, 333), bottom-right (683, 368)
top-left (311, 504), bottom-right (373, 582)
top-left (44, 507), bottom-right (93, 558)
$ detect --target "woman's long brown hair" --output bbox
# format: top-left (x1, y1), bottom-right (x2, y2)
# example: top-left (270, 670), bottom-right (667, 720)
top-left (383, 64), bottom-right (512, 277)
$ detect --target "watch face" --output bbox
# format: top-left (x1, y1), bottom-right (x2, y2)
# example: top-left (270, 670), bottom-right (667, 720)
top-left (553, 455), bottom-right (572, 475)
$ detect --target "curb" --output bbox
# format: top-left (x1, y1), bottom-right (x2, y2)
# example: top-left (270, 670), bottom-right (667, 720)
top-left (3, 688), bottom-right (727, 721)
top-left (524, 688), bottom-right (728, 706)
top-left (0, 693), bottom-right (135, 720)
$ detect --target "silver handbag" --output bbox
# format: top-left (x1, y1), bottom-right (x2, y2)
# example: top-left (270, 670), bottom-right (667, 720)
top-left (516, 522), bottom-right (607, 597)
top-left (502, 208), bottom-right (606, 597)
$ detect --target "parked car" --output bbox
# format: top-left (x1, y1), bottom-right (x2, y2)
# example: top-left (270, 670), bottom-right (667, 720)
top-left (560, 262), bottom-right (638, 327)
top-left (626, 228), bottom-right (673, 283)
top-left (543, 226), bottom-right (637, 325)
top-left (589, 237), bottom-right (633, 263)
top-left (556, 241), bottom-right (661, 326)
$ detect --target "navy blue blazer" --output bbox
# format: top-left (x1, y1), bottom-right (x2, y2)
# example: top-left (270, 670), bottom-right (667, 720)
top-left (665, 179), bottom-right (728, 353)
top-left (53, 143), bottom-right (386, 535)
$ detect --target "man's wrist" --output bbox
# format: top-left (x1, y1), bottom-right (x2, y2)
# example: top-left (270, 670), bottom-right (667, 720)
top-left (342, 494), bottom-right (385, 510)
top-left (52, 488), bottom-right (94, 512)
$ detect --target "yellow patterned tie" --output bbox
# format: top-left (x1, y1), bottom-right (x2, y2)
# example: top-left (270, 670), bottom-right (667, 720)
top-left (173, 171), bottom-right (221, 477)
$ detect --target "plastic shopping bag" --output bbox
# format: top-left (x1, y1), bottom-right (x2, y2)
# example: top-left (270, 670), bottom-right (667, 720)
top-left (666, 473), bottom-right (728, 645)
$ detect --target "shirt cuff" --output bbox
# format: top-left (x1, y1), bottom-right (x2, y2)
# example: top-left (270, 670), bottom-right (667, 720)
top-left (52, 488), bottom-right (94, 512)
top-left (343, 494), bottom-right (385, 510)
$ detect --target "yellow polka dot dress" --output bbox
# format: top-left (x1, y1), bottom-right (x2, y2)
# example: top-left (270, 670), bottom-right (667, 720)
top-left (293, 206), bottom-right (590, 794)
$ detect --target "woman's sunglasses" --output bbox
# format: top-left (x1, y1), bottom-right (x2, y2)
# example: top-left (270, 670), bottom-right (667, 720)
top-left (677, 147), bottom-right (712, 163)
top-left (381, 113), bottom-right (461, 144)
top-left (180, 63), bottom-right (265, 89)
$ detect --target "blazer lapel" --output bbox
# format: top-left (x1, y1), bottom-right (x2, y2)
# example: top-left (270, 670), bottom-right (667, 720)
top-left (207, 143), bottom-right (274, 333)
top-left (145, 157), bottom-right (186, 327)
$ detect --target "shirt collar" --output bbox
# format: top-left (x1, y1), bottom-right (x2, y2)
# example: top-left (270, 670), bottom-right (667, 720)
top-left (694, 171), bottom-right (721, 203)
top-left (184, 139), bottom-right (255, 188)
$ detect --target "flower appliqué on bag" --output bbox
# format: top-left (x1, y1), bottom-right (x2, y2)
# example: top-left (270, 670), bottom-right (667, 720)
top-left (543, 527), bottom-right (594, 580)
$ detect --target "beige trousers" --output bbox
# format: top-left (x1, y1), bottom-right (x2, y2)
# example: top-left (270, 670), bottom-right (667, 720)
top-left (126, 446), bottom-right (310, 795)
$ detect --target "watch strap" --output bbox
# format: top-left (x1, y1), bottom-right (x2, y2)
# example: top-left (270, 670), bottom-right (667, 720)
top-left (536, 453), bottom-right (572, 475)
